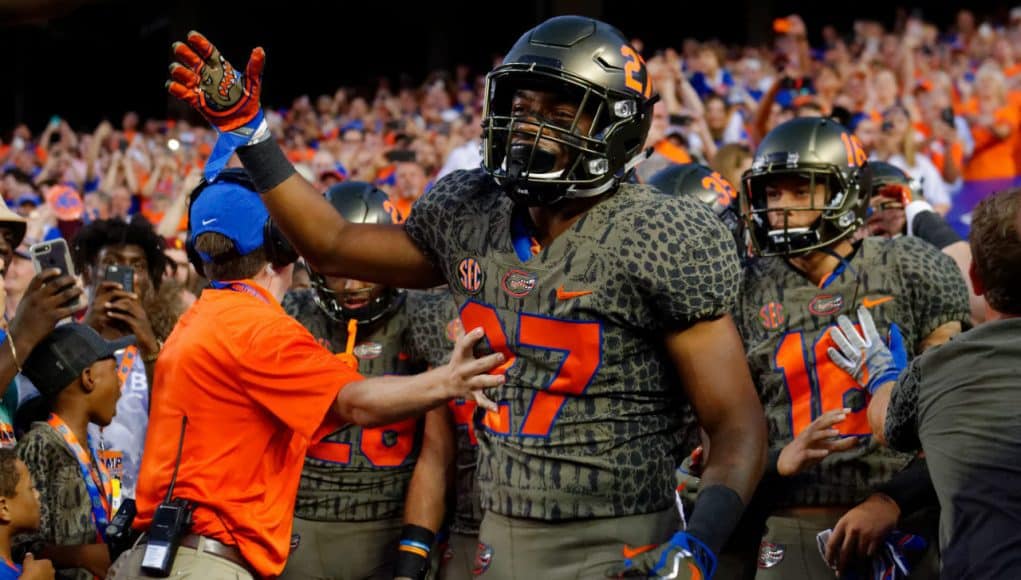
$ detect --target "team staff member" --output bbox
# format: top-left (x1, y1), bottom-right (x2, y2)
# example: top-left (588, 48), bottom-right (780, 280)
top-left (833, 188), bottom-right (1021, 578)
top-left (107, 173), bottom-right (505, 580)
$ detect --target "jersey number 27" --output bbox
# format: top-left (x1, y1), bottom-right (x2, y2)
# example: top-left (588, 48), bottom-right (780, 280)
top-left (460, 301), bottom-right (601, 438)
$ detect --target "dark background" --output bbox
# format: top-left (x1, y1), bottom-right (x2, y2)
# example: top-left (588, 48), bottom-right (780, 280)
top-left (0, 0), bottom-right (1014, 134)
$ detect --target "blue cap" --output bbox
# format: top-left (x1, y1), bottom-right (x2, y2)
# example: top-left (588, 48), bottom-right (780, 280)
top-left (189, 180), bottom-right (268, 262)
top-left (16, 193), bottom-right (41, 207)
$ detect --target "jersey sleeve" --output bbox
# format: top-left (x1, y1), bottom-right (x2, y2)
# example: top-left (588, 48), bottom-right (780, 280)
top-left (895, 235), bottom-right (970, 342)
top-left (237, 313), bottom-right (361, 441)
top-left (885, 360), bottom-right (922, 453)
top-left (622, 195), bottom-right (742, 329)
top-left (405, 291), bottom-right (459, 368)
top-left (403, 169), bottom-right (482, 266)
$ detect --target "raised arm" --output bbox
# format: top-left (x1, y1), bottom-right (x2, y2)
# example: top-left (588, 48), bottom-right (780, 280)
top-left (166, 31), bottom-right (443, 288)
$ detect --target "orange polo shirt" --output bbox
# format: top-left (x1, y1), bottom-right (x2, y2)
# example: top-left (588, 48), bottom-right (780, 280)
top-left (134, 280), bottom-right (359, 578)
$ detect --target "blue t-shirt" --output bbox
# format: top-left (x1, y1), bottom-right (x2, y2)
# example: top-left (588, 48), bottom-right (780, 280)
top-left (0, 557), bottom-right (21, 579)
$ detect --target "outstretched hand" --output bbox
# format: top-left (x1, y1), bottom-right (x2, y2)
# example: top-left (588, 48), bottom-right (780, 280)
top-left (167, 31), bottom-right (264, 132)
top-left (167, 31), bottom-right (270, 178)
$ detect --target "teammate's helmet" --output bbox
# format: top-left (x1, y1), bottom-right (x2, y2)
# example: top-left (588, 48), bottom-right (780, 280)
top-left (868, 161), bottom-right (915, 207)
top-left (648, 163), bottom-right (741, 236)
top-left (741, 117), bottom-right (871, 257)
top-left (308, 181), bottom-right (406, 325)
top-left (481, 15), bottom-right (655, 205)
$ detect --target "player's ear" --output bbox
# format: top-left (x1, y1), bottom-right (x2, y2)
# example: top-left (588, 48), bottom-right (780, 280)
top-left (968, 260), bottom-right (985, 297)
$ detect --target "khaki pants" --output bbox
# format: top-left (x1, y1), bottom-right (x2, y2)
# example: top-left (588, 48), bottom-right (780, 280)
top-left (108, 536), bottom-right (253, 580)
top-left (438, 531), bottom-right (478, 580)
top-left (278, 516), bottom-right (401, 580)
top-left (753, 511), bottom-right (939, 580)
top-left (474, 507), bottom-right (680, 580)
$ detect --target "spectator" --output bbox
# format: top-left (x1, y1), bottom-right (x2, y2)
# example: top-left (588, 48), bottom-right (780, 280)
top-left (0, 449), bottom-right (54, 580)
top-left (710, 143), bottom-right (752, 190)
top-left (872, 105), bottom-right (950, 214)
top-left (16, 324), bottom-right (133, 580)
top-left (2, 249), bottom-right (32, 322)
top-left (390, 160), bottom-right (427, 219)
top-left (72, 217), bottom-right (181, 499)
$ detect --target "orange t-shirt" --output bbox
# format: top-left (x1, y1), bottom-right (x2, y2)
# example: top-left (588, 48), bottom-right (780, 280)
top-left (134, 280), bottom-right (358, 578)
top-left (963, 100), bottom-right (1019, 181)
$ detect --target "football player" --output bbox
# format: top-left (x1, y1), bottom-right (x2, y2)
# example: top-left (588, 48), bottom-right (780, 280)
top-left (866, 161), bottom-right (985, 325)
top-left (648, 163), bottom-right (744, 255)
top-left (278, 182), bottom-right (455, 580)
top-left (734, 117), bottom-right (969, 578)
top-left (167, 17), bottom-right (767, 579)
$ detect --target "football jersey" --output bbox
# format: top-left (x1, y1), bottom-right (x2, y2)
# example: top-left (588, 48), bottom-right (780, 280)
top-left (404, 168), bottom-right (741, 520)
top-left (284, 289), bottom-right (445, 521)
top-left (735, 235), bottom-right (970, 506)
top-left (404, 289), bottom-right (485, 534)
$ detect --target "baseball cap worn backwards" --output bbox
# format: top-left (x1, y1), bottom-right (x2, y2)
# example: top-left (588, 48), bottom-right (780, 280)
top-left (22, 324), bottom-right (135, 397)
top-left (189, 180), bottom-right (269, 263)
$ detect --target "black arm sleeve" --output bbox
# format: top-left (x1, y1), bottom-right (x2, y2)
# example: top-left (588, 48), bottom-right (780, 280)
top-left (873, 457), bottom-right (939, 517)
top-left (911, 211), bottom-right (962, 250)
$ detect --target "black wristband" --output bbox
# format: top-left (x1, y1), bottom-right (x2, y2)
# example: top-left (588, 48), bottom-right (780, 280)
top-left (235, 138), bottom-right (296, 194)
top-left (393, 524), bottom-right (435, 579)
top-left (911, 211), bottom-right (962, 250)
top-left (873, 457), bottom-right (938, 516)
top-left (686, 484), bottom-right (746, 554)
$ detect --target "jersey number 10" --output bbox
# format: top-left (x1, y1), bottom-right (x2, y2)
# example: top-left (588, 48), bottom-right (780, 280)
top-left (774, 327), bottom-right (870, 437)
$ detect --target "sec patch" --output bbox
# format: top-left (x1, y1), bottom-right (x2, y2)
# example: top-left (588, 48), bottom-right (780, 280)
top-left (758, 302), bottom-right (785, 330)
top-left (457, 258), bottom-right (484, 295)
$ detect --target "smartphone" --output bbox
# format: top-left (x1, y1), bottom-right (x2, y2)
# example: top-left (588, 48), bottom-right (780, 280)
top-left (29, 239), bottom-right (84, 310)
top-left (104, 265), bottom-right (134, 293)
top-left (30, 239), bottom-right (76, 279)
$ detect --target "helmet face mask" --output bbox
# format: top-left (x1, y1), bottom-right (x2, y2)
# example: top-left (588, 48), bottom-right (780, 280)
top-left (307, 181), bottom-right (407, 326)
top-left (307, 269), bottom-right (405, 326)
top-left (482, 16), bottom-right (654, 205)
top-left (741, 117), bottom-right (870, 257)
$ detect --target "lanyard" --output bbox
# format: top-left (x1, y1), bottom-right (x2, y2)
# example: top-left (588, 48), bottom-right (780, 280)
top-left (116, 345), bottom-right (138, 386)
top-left (209, 280), bottom-right (269, 303)
top-left (46, 414), bottom-right (112, 542)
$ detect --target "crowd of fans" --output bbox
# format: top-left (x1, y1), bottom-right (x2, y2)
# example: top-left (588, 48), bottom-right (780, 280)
top-left (0, 7), bottom-right (1020, 579)
top-left (4, 8), bottom-right (1021, 258)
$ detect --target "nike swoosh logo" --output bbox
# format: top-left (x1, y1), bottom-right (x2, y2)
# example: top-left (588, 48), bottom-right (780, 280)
top-left (556, 286), bottom-right (593, 301)
top-left (622, 543), bottom-right (656, 559)
top-left (201, 218), bottom-right (217, 226)
top-left (862, 296), bottom-right (894, 308)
